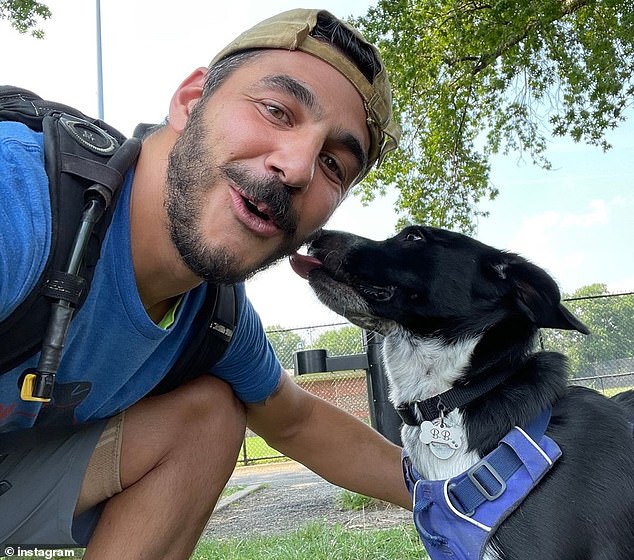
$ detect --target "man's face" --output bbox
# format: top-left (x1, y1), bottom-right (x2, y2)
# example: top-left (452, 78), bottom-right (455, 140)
top-left (165, 50), bottom-right (370, 284)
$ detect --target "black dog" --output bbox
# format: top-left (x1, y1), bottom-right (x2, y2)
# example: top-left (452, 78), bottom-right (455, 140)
top-left (291, 226), bottom-right (634, 560)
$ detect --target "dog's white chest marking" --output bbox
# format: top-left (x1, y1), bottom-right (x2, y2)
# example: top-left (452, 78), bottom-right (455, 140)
top-left (382, 329), bottom-right (481, 479)
top-left (382, 331), bottom-right (480, 404)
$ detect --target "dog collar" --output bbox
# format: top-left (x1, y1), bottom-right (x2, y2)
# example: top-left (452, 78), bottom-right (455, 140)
top-left (396, 368), bottom-right (518, 426)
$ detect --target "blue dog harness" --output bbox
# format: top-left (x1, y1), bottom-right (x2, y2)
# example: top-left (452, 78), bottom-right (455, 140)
top-left (403, 409), bottom-right (561, 560)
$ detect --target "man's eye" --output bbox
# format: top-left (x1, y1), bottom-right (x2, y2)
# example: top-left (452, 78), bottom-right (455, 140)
top-left (320, 154), bottom-right (343, 181)
top-left (265, 104), bottom-right (287, 121)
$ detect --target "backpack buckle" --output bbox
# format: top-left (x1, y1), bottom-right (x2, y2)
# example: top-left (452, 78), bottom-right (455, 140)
top-left (20, 370), bottom-right (53, 403)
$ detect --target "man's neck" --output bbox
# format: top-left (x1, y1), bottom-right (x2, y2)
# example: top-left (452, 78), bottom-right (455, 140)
top-left (145, 297), bottom-right (178, 325)
top-left (128, 127), bottom-right (202, 319)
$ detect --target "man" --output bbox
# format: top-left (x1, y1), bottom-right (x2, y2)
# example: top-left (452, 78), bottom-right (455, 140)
top-left (0, 8), bottom-right (408, 559)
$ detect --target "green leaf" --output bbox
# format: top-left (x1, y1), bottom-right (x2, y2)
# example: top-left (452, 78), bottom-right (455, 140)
top-left (351, 0), bottom-right (634, 231)
top-left (0, 0), bottom-right (51, 38)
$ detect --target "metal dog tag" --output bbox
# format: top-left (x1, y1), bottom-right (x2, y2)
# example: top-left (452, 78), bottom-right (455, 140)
top-left (419, 419), bottom-right (464, 460)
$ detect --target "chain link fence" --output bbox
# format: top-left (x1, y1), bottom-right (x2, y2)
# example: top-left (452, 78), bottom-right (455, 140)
top-left (540, 291), bottom-right (634, 392)
top-left (239, 323), bottom-right (367, 465)
top-left (238, 291), bottom-right (634, 465)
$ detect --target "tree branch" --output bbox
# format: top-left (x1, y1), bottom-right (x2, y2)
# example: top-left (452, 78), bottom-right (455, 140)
top-left (469, 0), bottom-right (590, 74)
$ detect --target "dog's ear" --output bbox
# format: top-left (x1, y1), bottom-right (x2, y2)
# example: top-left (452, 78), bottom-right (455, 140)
top-left (492, 256), bottom-right (590, 335)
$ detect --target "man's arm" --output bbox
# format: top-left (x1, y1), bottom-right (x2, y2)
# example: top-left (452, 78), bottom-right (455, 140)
top-left (246, 370), bottom-right (411, 510)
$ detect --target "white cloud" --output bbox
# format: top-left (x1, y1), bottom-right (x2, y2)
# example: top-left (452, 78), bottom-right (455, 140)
top-left (502, 200), bottom-right (613, 291)
top-left (510, 200), bottom-right (610, 253)
top-left (560, 199), bottom-right (609, 228)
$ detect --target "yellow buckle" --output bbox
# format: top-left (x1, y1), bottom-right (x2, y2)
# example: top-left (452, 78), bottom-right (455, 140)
top-left (20, 372), bottom-right (51, 403)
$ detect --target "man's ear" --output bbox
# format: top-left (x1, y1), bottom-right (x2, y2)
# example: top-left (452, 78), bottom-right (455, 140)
top-left (168, 67), bottom-right (208, 133)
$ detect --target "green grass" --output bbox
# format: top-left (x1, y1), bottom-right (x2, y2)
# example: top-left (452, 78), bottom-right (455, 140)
top-left (238, 434), bottom-right (289, 465)
top-left (220, 484), bottom-right (245, 498)
top-left (193, 522), bottom-right (426, 560)
top-left (0, 524), bottom-right (426, 560)
top-left (336, 490), bottom-right (381, 511)
top-left (602, 385), bottom-right (633, 398)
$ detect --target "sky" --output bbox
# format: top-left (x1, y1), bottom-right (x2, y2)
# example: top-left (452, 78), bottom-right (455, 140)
top-left (2, 0), bottom-right (633, 329)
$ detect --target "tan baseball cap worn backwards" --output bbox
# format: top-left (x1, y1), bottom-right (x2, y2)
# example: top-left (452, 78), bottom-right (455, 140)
top-left (210, 8), bottom-right (401, 179)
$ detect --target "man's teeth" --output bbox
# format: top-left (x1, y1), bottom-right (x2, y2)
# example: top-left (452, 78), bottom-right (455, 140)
top-left (243, 197), bottom-right (270, 221)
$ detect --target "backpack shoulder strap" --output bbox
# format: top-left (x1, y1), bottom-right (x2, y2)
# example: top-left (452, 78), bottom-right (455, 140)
top-left (0, 86), bottom-right (137, 375)
top-left (148, 284), bottom-right (237, 396)
top-left (0, 87), bottom-right (235, 395)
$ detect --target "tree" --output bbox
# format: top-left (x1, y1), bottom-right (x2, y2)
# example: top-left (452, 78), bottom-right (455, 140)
top-left (310, 326), bottom-right (364, 357)
top-left (352, 1), bottom-right (634, 232)
top-left (265, 325), bottom-right (305, 369)
top-left (1, 0), bottom-right (50, 37)
top-left (541, 284), bottom-right (634, 376)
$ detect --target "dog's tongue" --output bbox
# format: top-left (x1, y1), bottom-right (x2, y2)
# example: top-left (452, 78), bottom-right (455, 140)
top-left (289, 252), bottom-right (322, 280)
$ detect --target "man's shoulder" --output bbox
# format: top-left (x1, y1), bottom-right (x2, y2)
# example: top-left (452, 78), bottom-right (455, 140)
top-left (211, 282), bottom-right (283, 403)
top-left (0, 120), bottom-right (44, 151)
top-left (0, 121), bottom-right (47, 189)
top-left (0, 121), bottom-right (51, 321)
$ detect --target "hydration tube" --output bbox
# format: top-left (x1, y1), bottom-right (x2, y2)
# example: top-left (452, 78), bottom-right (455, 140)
top-left (21, 136), bottom-right (141, 402)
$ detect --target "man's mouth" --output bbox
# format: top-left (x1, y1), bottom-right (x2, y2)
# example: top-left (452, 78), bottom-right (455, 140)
top-left (229, 186), bottom-right (283, 238)
top-left (222, 163), bottom-right (298, 237)
top-left (242, 194), bottom-right (274, 222)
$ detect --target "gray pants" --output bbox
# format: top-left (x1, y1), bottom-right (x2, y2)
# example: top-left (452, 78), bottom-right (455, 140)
top-left (0, 420), bottom-right (106, 548)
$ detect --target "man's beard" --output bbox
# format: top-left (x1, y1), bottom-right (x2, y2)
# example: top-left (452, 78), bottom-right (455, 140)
top-left (165, 101), bottom-right (304, 284)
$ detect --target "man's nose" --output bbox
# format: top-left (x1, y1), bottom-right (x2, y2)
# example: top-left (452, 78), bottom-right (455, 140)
top-left (264, 135), bottom-right (320, 190)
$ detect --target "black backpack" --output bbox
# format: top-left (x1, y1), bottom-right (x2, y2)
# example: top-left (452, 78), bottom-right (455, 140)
top-left (0, 86), bottom-right (236, 407)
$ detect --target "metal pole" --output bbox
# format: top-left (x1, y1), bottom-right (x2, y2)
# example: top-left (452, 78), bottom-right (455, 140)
top-left (293, 334), bottom-right (402, 446)
top-left (363, 331), bottom-right (402, 446)
top-left (96, 0), bottom-right (104, 120)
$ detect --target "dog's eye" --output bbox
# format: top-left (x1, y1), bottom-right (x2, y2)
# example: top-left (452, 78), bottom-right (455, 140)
top-left (406, 231), bottom-right (425, 242)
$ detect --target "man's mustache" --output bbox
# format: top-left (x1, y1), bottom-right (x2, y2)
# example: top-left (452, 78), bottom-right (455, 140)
top-left (221, 163), bottom-right (298, 235)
